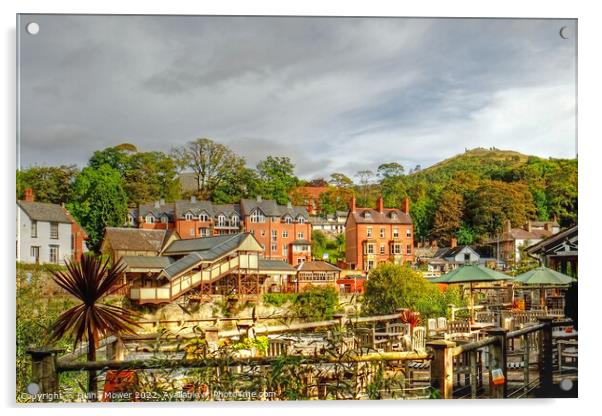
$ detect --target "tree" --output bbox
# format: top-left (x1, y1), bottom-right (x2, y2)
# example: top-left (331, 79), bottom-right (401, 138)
top-left (377, 162), bottom-right (407, 208)
top-left (16, 165), bottom-right (79, 204)
top-left (318, 187), bottom-right (354, 215)
top-left (171, 138), bottom-right (245, 200)
top-left (49, 256), bottom-right (139, 400)
top-left (67, 165), bottom-right (128, 252)
top-left (306, 178), bottom-right (329, 187)
top-left (432, 190), bottom-right (464, 245)
top-left (211, 166), bottom-right (261, 204)
top-left (256, 156), bottom-right (299, 205)
top-left (467, 180), bottom-right (537, 240)
top-left (355, 170), bottom-right (374, 207)
top-left (311, 230), bottom-right (327, 259)
top-left (456, 223), bottom-right (475, 245)
top-left (89, 144), bottom-right (136, 175)
top-left (329, 172), bottom-right (353, 188)
top-left (363, 263), bottom-right (444, 316)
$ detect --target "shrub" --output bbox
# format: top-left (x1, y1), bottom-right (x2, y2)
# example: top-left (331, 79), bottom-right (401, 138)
top-left (262, 292), bottom-right (298, 307)
top-left (292, 285), bottom-right (339, 322)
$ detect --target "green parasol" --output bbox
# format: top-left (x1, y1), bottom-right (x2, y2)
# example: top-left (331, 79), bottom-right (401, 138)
top-left (431, 264), bottom-right (513, 321)
top-left (514, 266), bottom-right (576, 309)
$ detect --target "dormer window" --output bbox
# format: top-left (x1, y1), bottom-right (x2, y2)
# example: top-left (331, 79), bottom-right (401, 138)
top-left (146, 215), bottom-right (155, 224)
top-left (250, 209), bottom-right (265, 223)
top-left (390, 212), bottom-right (398, 220)
top-left (161, 215), bottom-right (169, 224)
top-left (364, 211), bottom-right (371, 219)
top-left (199, 212), bottom-right (209, 222)
top-left (185, 213), bottom-right (193, 221)
top-left (231, 215), bottom-right (239, 227)
top-left (298, 216), bottom-right (306, 224)
top-left (126, 214), bottom-right (135, 226)
top-left (284, 215), bottom-right (293, 224)
top-left (217, 214), bottom-right (226, 226)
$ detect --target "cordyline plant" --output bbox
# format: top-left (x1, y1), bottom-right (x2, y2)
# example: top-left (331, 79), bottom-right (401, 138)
top-left (399, 310), bottom-right (421, 330)
top-left (49, 255), bottom-right (140, 401)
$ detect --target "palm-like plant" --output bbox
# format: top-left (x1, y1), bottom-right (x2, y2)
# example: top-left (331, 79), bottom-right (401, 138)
top-left (49, 255), bottom-right (139, 400)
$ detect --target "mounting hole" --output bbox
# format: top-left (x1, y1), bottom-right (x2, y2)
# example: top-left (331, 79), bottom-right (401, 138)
top-left (26, 22), bottom-right (40, 35)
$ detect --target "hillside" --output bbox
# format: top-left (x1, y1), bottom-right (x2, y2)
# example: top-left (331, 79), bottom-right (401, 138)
top-left (419, 147), bottom-right (530, 176)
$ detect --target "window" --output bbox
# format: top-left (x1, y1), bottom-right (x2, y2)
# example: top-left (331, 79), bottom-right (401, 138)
top-left (272, 230), bottom-right (278, 241)
top-left (380, 244), bottom-right (385, 255)
top-left (31, 220), bottom-right (37, 238)
top-left (464, 253), bottom-right (470, 262)
top-left (126, 215), bottom-right (135, 226)
top-left (380, 228), bottom-right (385, 238)
top-left (199, 213), bottom-right (209, 222)
top-left (231, 215), bottom-right (239, 227)
top-left (185, 213), bottom-right (193, 221)
top-left (367, 260), bottom-right (375, 270)
top-left (367, 244), bottom-right (374, 254)
top-left (364, 211), bottom-right (371, 219)
top-left (30, 246), bottom-right (40, 263)
top-left (49, 245), bottom-right (59, 263)
top-left (50, 222), bottom-right (58, 239)
top-left (282, 230), bottom-right (288, 238)
top-left (297, 232), bottom-right (304, 240)
top-left (71, 234), bottom-right (74, 250)
top-left (406, 229), bottom-right (412, 238)
top-left (393, 228), bottom-right (399, 238)
top-left (200, 228), bottom-right (209, 237)
top-left (217, 215), bottom-right (226, 226)
top-left (250, 210), bottom-right (265, 223)
top-left (284, 215), bottom-right (293, 224)
top-left (271, 243), bottom-right (277, 252)
top-left (146, 215), bottom-right (155, 224)
top-left (366, 228), bottom-right (372, 238)
top-left (406, 245), bottom-right (412, 255)
top-left (390, 212), bottom-right (398, 220)
top-left (298, 216), bottom-right (305, 224)
top-left (282, 244), bottom-right (288, 256)
top-left (161, 215), bottom-right (169, 224)
top-left (393, 244), bottom-right (401, 254)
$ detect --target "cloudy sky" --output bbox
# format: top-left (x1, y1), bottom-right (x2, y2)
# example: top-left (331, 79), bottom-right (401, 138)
top-left (17, 15), bottom-right (577, 179)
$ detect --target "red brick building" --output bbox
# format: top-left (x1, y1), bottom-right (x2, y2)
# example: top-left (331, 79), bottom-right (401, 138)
top-left (345, 195), bottom-right (414, 272)
top-left (126, 196), bottom-right (311, 265)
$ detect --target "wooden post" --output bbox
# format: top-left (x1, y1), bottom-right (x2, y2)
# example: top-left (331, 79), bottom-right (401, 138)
top-left (523, 334), bottom-right (530, 394)
top-left (448, 304), bottom-right (456, 321)
top-left (333, 313), bottom-right (347, 332)
top-left (106, 338), bottom-right (125, 361)
top-left (427, 340), bottom-right (456, 399)
top-left (469, 350), bottom-right (477, 399)
top-left (26, 348), bottom-right (63, 400)
top-left (485, 327), bottom-right (508, 398)
top-left (537, 317), bottom-right (555, 396)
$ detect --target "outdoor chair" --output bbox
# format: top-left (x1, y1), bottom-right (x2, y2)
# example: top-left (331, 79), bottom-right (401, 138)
top-left (437, 317), bottom-right (447, 331)
top-left (427, 319), bottom-right (438, 337)
top-left (411, 326), bottom-right (426, 352)
top-left (354, 328), bottom-right (389, 353)
top-left (267, 338), bottom-right (293, 357)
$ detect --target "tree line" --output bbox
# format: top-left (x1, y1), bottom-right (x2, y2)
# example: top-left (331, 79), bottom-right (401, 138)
top-left (17, 141), bottom-right (577, 252)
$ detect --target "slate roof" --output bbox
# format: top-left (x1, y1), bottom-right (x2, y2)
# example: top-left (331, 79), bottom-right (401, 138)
top-left (103, 227), bottom-right (169, 252)
top-left (297, 261), bottom-right (341, 272)
top-left (240, 198), bottom-right (309, 219)
top-left (349, 208), bottom-right (412, 225)
top-left (258, 259), bottom-right (296, 272)
top-left (174, 200), bottom-right (241, 219)
top-left (121, 256), bottom-right (174, 269)
top-left (492, 228), bottom-right (552, 242)
top-left (163, 233), bottom-right (246, 255)
top-left (17, 201), bottom-right (73, 224)
top-left (526, 225), bottom-right (578, 256)
top-left (138, 201), bottom-right (175, 222)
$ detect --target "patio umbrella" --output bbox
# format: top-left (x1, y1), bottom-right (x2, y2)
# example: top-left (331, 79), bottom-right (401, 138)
top-left (430, 264), bottom-right (513, 320)
top-left (514, 266), bottom-right (576, 309)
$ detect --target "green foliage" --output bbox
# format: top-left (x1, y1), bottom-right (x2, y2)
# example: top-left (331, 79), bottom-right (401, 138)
top-left (377, 162), bottom-right (407, 208)
top-left (456, 223), bottom-right (475, 245)
top-left (256, 156), bottom-right (299, 205)
top-left (431, 190), bottom-right (464, 245)
top-left (363, 263), bottom-right (464, 318)
top-left (67, 164), bottom-right (129, 252)
top-left (291, 285), bottom-right (339, 322)
top-left (262, 292), bottom-right (298, 307)
top-left (16, 165), bottom-right (78, 204)
top-left (232, 336), bottom-right (269, 356)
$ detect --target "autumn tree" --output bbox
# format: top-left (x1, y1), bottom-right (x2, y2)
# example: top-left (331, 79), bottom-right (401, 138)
top-left (377, 162), bottom-right (407, 208)
top-left (355, 169), bottom-right (374, 207)
top-left (431, 190), bottom-right (464, 245)
top-left (172, 138), bottom-right (245, 200)
top-left (329, 172), bottom-right (354, 188)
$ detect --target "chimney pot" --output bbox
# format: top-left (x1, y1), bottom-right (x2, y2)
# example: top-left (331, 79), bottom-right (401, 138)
top-left (401, 197), bottom-right (410, 214)
top-left (190, 195), bottom-right (197, 203)
top-left (23, 188), bottom-right (35, 202)
top-left (350, 195), bottom-right (357, 213)
top-left (287, 201), bottom-right (292, 209)
top-left (450, 237), bottom-right (457, 249)
top-left (160, 198), bottom-right (165, 206)
top-left (154, 201), bottom-right (160, 208)
top-left (256, 195), bottom-right (262, 202)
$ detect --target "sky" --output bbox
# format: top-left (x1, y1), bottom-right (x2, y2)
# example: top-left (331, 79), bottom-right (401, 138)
top-left (17, 15), bottom-right (577, 179)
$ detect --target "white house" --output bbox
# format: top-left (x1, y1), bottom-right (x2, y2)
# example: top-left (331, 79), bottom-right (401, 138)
top-left (17, 200), bottom-right (74, 265)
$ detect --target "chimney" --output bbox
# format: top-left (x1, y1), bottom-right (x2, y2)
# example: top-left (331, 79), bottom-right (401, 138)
top-left (287, 201), bottom-right (292, 209)
top-left (24, 188), bottom-right (34, 202)
top-left (350, 194), bottom-right (356, 213)
top-left (401, 197), bottom-right (410, 214)
top-left (160, 198), bottom-right (165, 206)
top-left (190, 195), bottom-right (196, 203)
top-left (376, 196), bottom-right (384, 213)
top-left (505, 219), bottom-right (512, 233)
top-left (154, 201), bottom-right (161, 208)
top-left (526, 220), bottom-right (532, 233)
top-left (544, 222), bottom-right (551, 232)
top-left (431, 240), bottom-right (438, 249)
top-left (256, 195), bottom-right (262, 202)
top-left (450, 237), bottom-right (457, 249)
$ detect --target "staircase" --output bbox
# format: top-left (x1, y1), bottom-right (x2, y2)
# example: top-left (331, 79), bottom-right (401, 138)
top-left (129, 254), bottom-right (255, 304)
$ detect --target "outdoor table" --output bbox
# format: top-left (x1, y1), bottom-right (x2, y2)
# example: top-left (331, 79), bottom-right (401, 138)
top-left (470, 322), bottom-right (495, 331)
